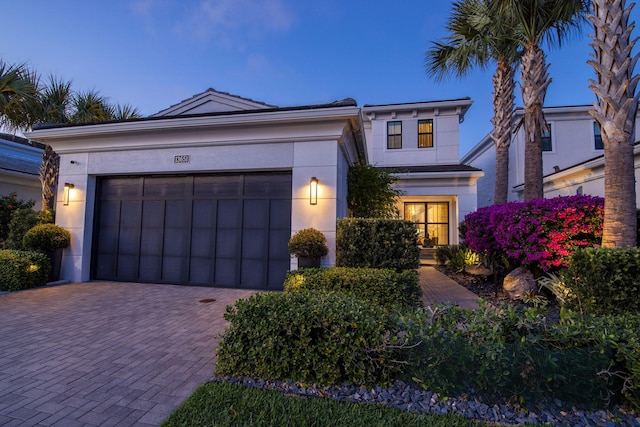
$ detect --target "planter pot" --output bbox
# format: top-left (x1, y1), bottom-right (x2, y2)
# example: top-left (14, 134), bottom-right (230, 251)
top-left (45, 248), bottom-right (64, 282)
top-left (297, 256), bottom-right (321, 268)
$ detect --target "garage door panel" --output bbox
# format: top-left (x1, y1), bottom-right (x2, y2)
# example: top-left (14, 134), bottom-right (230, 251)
top-left (117, 255), bottom-right (138, 281)
top-left (162, 257), bottom-right (183, 282)
top-left (139, 255), bottom-right (162, 281)
top-left (217, 200), bottom-right (241, 228)
top-left (93, 172), bottom-right (291, 289)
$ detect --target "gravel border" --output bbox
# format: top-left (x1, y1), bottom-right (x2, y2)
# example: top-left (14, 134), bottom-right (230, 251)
top-left (213, 375), bottom-right (640, 426)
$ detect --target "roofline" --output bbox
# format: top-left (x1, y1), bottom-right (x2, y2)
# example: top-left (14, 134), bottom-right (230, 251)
top-left (153, 87), bottom-right (277, 116)
top-left (28, 99), bottom-right (360, 138)
top-left (363, 98), bottom-right (473, 123)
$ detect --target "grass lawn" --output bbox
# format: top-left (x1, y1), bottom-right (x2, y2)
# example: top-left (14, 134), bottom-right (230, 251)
top-left (161, 382), bottom-right (490, 426)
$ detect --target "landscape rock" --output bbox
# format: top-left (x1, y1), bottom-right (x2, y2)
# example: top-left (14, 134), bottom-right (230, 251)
top-left (464, 264), bottom-right (492, 276)
top-left (503, 267), bottom-right (537, 300)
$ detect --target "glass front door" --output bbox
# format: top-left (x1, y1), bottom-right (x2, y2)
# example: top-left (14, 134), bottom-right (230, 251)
top-left (404, 202), bottom-right (449, 246)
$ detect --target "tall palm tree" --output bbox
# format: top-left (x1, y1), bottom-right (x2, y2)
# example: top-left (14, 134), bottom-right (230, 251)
top-left (588, 0), bottom-right (638, 247)
top-left (491, 0), bottom-right (589, 201)
top-left (426, 0), bottom-right (520, 205)
top-left (0, 61), bottom-right (37, 131)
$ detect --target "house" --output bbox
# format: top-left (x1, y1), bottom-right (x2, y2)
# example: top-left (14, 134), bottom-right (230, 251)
top-left (0, 132), bottom-right (44, 209)
top-left (462, 105), bottom-right (640, 208)
top-left (26, 89), bottom-right (481, 289)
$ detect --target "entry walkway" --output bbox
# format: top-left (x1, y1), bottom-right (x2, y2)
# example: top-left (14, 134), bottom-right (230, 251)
top-left (418, 266), bottom-right (481, 310)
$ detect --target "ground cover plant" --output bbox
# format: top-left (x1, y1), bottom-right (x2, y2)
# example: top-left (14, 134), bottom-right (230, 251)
top-left (161, 381), bottom-right (484, 427)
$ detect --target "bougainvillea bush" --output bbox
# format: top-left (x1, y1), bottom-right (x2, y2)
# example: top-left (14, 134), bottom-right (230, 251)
top-left (462, 195), bottom-right (604, 271)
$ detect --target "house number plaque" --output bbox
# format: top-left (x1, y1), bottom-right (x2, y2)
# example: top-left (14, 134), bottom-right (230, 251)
top-left (174, 155), bottom-right (190, 164)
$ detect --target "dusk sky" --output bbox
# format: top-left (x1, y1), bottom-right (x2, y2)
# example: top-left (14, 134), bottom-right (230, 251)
top-left (3, 1), bottom-right (638, 155)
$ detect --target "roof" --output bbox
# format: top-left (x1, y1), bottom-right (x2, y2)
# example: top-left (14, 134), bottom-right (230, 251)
top-left (32, 98), bottom-right (360, 131)
top-left (0, 155), bottom-right (40, 176)
top-left (0, 133), bottom-right (46, 150)
top-left (363, 97), bottom-right (472, 108)
top-left (377, 164), bottom-right (482, 174)
top-left (153, 88), bottom-right (278, 117)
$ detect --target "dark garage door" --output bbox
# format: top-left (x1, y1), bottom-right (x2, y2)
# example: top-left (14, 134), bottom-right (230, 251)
top-left (92, 172), bottom-right (292, 290)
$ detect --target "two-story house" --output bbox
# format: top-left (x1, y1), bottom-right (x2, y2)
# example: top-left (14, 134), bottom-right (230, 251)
top-left (462, 105), bottom-right (640, 208)
top-left (26, 89), bottom-right (482, 289)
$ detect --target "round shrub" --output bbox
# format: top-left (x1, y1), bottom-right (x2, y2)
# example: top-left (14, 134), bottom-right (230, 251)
top-left (288, 228), bottom-right (328, 258)
top-left (216, 291), bottom-right (402, 386)
top-left (0, 250), bottom-right (51, 291)
top-left (23, 224), bottom-right (70, 252)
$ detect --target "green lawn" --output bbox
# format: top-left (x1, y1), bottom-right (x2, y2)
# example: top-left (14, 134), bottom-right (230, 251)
top-left (161, 382), bottom-right (489, 427)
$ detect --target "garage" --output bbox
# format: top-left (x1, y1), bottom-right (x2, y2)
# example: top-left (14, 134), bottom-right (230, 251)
top-left (92, 172), bottom-right (292, 290)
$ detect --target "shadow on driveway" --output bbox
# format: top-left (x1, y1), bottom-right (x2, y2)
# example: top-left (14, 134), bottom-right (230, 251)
top-left (0, 282), bottom-right (255, 426)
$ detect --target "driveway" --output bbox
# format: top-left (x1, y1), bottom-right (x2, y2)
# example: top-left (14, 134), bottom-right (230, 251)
top-left (0, 282), bottom-right (256, 426)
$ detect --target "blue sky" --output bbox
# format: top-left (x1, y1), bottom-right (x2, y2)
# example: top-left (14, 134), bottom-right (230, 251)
top-left (3, 1), bottom-right (637, 155)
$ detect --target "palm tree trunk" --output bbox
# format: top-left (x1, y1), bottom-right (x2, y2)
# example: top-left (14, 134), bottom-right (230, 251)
top-left (40, 145), bottom-right (59, 211)
top-left (520, 44), bottom-right (551, 201)
top-left (588, 0), bottom-right (639, 247)
top-left (490, 60), bottom-right (516, 205)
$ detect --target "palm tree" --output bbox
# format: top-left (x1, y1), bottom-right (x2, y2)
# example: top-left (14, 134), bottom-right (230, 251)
top-left (588, 0), bottom-right (638, 247)
top-left (491, 0), bottom-right (589, 201)
top-left (0, 61), bottom-right (37, 131)
top-left (426, 0), bottom-right (520, 205)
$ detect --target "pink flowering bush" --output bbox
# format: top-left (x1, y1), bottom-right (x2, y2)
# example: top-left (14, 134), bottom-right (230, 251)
top-left (462, 195), bottom-right (604, 271)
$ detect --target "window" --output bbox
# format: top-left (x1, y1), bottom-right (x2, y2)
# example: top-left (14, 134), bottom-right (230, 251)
top-left (418, 119), bottom-right (434, 148)
top-left (594, 122), bottom-right (603, 150)
top-left (404, 202), bottom-right (449, 246)
top-left (542, 123), bottom-right (552, 152)
top-left (387, 121), bottom-right (402, 149)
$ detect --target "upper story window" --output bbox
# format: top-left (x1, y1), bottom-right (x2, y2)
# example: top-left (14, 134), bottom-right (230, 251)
top-left (542, 123), bottom-right (553, 152)
top-left (594, 121), bottom-right (603, 150)
top-left (387, 121), bottom-right (402, 149)
top-left (418, 119), bottom-right (434, 148)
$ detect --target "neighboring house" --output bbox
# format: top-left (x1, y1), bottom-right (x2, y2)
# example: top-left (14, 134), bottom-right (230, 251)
top-left (27, 88), bottom-right (481, 289)
top-left (0, 133), bottom-right (44, 209)
top-left (462, 105), bottom-right (640, 208)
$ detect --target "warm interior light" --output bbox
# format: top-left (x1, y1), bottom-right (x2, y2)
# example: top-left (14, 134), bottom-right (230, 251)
top-left (63, 183), bottom-right (74, 206)
top-left (309, 177), bottom-right (318, 205)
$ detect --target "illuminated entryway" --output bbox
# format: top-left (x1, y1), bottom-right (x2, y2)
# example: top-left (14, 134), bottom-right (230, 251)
top-left (403, 201), bottom-right (450, 246)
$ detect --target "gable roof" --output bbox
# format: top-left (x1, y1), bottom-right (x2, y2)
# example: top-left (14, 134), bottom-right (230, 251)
top-left (152, 88), bottom-right (277, 117)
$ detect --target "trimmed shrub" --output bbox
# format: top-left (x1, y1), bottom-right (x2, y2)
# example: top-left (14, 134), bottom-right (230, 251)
top-left (288, 228), bottom-right (329, 258)
top-left (0, 250), bottom-right (51, 291)
top-left (284, 267), bottom-right (421, 309)
top-left (216, 291), bottom-right (402, 386)
top-left (400, 303), bottom-right (631, 408)
top-left (23, 223), bottom-right (70, 252)
top-left (435, 244), bottom-right (479, 271)
top-left (462, 195), bottom-right (604, 271)
top-left (566, 247), bottom-right (640, 315)
top-left (336, 218), bottom-right (419, 270)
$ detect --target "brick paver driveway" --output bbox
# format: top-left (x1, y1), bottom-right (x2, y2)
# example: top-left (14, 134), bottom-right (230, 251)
top-left (0, 282), bottom-right (256, 426)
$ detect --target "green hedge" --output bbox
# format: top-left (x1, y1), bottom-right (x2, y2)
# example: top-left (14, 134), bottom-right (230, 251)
top-left (336, 218), bottom-right (419, 270)
top-left (0, 250), bottom-right (51, 291)
top-left (284, 267), bottom-right (421, 309)
top-left (400, 303), bottom-right (638, 408)
top-left (216, 291), bottom-right (402, 386)
top-left (567, 247), bottom-right (640, 315)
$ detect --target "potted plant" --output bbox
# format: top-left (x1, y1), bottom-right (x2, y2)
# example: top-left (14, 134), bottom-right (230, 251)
top-left (288, 228), bottom-right (328, 268)
top-left (23, 223), bottom-right (71, 282)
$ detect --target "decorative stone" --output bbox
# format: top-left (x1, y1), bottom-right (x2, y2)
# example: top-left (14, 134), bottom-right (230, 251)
top-left (464, 264), bottom-right (492, 276)
top-left (503, 267), bottom-right (537, 300)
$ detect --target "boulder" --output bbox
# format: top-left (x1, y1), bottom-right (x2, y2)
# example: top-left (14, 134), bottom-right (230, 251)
top-left (465, 264), bottom-right (492, 277)
top-left (503, 268), bottom-right (536, 300)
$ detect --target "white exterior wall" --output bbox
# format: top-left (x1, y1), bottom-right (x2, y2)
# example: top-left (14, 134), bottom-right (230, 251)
top-left (463, 105), bottom-right (640, 207)
top-left (365, 112), bottom-right (460, 167)
top-left (30, 109), bottom-right (363, 283)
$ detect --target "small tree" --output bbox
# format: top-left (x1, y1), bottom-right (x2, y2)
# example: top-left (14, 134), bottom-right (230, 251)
top-left (347, 164), bottom-right (402, 218)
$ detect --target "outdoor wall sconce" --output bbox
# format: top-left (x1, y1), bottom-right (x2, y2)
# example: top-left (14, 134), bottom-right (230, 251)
top-left (309, 177), bottom-right (318, 205)
top-left (63, 183), bottom-right (74, 206)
